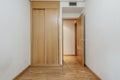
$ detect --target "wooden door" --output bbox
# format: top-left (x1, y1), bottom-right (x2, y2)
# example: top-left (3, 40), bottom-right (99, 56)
top-left (45, 9), bottom-right (59, 65)
top-left (77, 14), bottom-right (85, 66)
top-left (32, 9), bottom-right (45, 66)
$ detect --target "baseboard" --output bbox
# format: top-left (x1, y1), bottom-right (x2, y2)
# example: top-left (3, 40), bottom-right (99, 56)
top-left (13, 65), bottom-right (30, 80)
top-left (64, 54), bottom-right (75, 56)
top-left (31, 64), bottom-right (62, 67)
top-left (85, 65), bottom-right (101, 80)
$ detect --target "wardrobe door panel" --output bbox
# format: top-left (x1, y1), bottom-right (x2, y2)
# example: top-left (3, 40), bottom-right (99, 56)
top-left (45, 9), bottom-right (59, 64)
top-left (32, 10), bottom-right (45, 66)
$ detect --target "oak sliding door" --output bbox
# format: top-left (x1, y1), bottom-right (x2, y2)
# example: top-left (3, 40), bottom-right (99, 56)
top-left (32, 8), bottom-right (59, 66)
top-left (32, 10), bottom-right (45, 65)
top-left (45, 9), bottom-right (59, 64)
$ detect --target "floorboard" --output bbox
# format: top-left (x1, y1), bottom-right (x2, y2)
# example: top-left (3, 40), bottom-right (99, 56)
top-left (16, 56), bottom-right (100, 80)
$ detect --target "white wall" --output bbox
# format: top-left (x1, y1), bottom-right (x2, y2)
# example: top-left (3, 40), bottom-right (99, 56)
top-left (0, 0), bottom-right (30, 80)
top-left (63, 20), bottom-right (75, 55)
top-left (85, 0), bottom-right (120, 80)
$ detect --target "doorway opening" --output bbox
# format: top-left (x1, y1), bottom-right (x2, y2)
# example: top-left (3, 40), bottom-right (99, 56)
top-left (62, 7), bottom-right (85, 67)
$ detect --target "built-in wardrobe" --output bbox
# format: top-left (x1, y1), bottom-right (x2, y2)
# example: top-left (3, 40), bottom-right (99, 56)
top-left (31, 2), bottom-right (60, 66)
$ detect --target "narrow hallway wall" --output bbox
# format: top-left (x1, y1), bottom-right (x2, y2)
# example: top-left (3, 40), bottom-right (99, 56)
top-left (63, 20), bottom-right (75, 55)
top-left (85, 0), bottom-right (120, 80)
top-left (0, 0), bottom-right (30, 80)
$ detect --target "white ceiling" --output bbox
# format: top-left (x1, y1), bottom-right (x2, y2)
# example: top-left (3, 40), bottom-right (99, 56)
top-left (63, 7), bottom-right (83, 14)
top-left (60, 0), bottom-right (84, 1)
top-left (62, 7), bottom-right (84, 19)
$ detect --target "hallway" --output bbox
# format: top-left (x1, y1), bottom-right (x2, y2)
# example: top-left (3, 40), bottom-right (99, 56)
top-left (16, 56), bottom-right (99, 80)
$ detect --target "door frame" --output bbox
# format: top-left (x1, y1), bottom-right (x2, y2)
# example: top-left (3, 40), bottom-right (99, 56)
top-left (62, 14), bottom-right (85, 67)
top-left (62, 19), bottom-right (77, 56)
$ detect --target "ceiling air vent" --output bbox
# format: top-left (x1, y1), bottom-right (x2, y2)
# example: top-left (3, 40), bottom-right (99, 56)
top-left (69, 2), bottom-right (77, 6)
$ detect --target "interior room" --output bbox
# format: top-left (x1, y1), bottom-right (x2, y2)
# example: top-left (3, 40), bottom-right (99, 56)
top-left (15, 3), bottom-right (98, 80)
top-left (1, 0), bottom-right (120, 80)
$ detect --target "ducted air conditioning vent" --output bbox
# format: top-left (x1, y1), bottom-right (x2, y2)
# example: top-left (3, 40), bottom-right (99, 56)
top-left (69, 2), bottom-right (77, 6)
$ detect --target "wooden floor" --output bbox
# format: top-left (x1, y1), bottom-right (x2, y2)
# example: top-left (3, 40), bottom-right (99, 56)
top-left (16, 56), bottom-right (99, 80)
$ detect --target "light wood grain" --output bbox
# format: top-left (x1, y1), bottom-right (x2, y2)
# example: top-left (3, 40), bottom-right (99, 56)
top-left (45, 9), bottom-right (59, 65)
top-left (31, 2), bottom-right (60, 66)
top-left (31, 2), bottom-right (60, 9)
top-left (32, 9), bottom-right (45, 66)
top-left (76, 14), bottom-right (85, 67)
top-left (31, 0), bottom-right (60, 1)
top-left (16, 56), bottom-right (100, 80)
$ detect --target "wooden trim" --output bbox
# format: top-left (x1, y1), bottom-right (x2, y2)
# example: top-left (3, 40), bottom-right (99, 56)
top-left (75, 23), bottom-right (77, 56)
top-left (31, 2), bottom-right (60, 9)
top-left (13, 65), bottom-right (30, 80)
top-left (30, 1), bottom-right (33, 66)
top-left (64, 54), bottom-right (75, 56)
top-left (31, 64), bottom-right (62, 67)
top-left (57, 9), bottom-right (60, 64)
top-left (85, 65), bottom-right (101, 80)
top-left (62, 19), bottom-right (64, 65)
top-left (31, 0), bottom-right (60, 1)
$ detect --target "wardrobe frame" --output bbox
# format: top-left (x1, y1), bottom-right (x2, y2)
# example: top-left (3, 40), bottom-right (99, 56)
top-left (30, 1), bottom-right (61, 66)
